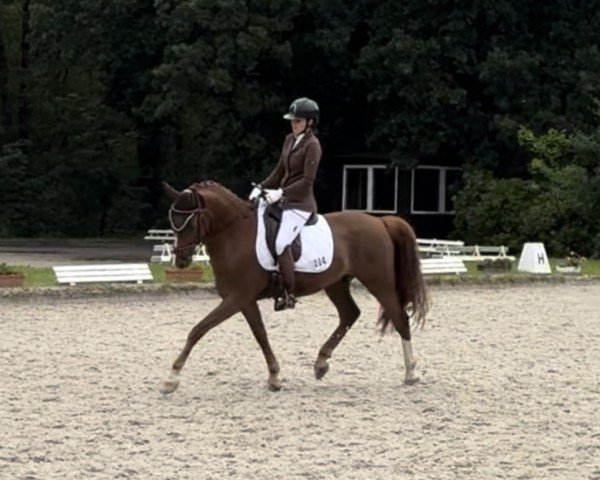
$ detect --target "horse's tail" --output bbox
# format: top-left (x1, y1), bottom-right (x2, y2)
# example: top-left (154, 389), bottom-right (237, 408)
top-left (380, 215), bottom-right (429, 334)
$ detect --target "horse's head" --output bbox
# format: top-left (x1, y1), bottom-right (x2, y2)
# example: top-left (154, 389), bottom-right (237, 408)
top-left (164, 182), bottom-right (210, 269)
top-left (163, 181), bottom-right (253, 268)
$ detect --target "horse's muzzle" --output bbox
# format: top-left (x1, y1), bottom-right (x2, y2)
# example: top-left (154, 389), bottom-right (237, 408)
top-left (175, 251), bottom-right (193, 269)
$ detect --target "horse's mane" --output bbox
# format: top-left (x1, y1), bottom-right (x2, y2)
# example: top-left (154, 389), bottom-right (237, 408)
top-left (191, 180), bottom-right (254, 217)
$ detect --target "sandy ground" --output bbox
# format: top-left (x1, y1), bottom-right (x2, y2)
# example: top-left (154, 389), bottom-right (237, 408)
top-left (1, 284), bottom-right (599, 480)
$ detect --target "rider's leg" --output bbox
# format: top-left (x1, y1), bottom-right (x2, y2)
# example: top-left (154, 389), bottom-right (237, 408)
top-left (276, 246), bottom-right (296, 309)
top-left (274, 209), bottom-right (308, 310)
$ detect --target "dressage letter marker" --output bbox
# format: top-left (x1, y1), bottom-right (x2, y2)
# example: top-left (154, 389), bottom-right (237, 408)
top-left (517, 243), bottom-right (551, 274)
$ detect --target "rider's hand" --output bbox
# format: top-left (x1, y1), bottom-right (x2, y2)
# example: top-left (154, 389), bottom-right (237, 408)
top-left (248, 186), bottom-right (262, 201)
top-left (265, 188), bottom-right (283, 204)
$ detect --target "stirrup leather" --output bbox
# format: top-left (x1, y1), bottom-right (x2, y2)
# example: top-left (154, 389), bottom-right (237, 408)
top-left (274, 290), bottom-right (296, 311)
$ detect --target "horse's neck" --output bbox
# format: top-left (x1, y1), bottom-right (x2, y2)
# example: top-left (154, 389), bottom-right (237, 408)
top-left (204, 212), bottom-right (255, 266)
top-left (210, 200), bottom-right (249, 233)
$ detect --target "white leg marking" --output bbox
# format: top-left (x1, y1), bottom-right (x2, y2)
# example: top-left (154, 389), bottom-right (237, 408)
top-left (402, 339), bottom-right (419, 385)
top-left (160, 369), bottom-right (181, 394)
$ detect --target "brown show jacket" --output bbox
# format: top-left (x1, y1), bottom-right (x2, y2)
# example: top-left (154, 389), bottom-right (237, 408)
top-left (260, 129), bottom-right (322, 213)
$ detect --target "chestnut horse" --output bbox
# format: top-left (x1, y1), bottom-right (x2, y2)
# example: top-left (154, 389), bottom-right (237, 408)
top-left (160, 181), bottom-right (428, 393)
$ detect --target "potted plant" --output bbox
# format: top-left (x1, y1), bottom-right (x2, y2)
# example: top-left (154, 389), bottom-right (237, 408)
top-left (0, 263), bottom-right (26, 287)
top-left (556, 251), bottom-right (586, 274)
top-left (476, 257), bottom-right (513, 272)
top-left (165, 265), bottom-right (204, 282)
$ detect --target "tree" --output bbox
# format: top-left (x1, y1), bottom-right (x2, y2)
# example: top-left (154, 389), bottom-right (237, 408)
top-left (0, 15), bottom-right (10, 144)
top-left (141, 0), bottom-right (302, 194)
top-left (454, 127), bottom-right (600, 255)
top-left (356, 0), bottom-right (600, 173)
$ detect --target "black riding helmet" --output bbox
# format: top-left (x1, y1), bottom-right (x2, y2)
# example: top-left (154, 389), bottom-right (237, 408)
top-left (283, 97), bottom-right (320, 123)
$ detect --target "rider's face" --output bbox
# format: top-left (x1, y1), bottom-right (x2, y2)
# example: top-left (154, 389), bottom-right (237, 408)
top-left (290, 118), bottom-right (308, 136)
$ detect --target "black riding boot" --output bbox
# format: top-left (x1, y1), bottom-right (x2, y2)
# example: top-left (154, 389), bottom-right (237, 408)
top-left (275, 246), bottom-right (296, 311)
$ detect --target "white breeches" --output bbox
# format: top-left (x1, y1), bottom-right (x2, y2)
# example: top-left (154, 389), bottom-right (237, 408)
top-left (275, 209), bottom-right (311, 255)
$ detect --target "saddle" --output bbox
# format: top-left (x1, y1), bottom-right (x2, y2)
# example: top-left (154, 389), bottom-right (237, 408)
top-left (263, 203), bottom-right (317, 265)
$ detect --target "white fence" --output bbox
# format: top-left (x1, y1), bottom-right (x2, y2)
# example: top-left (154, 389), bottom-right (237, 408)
top-left (416, 238), bottom-right (515, 275)
top-left (417, 238), bottom-right (515, 262)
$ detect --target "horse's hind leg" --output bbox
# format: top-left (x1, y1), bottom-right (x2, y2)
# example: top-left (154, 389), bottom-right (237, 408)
top-left (241, 302), bottom-right (282, 391)
top-left (362, 278), bottom-right (419, 385)
top-left (379, 296), bottom-right (419, 385)
top-left (392, 309), bottom-right (419, 385)
top-left (315, 279), bottom-right (361, 380)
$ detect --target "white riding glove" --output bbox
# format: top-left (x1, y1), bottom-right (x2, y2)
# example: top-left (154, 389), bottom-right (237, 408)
top-left (265, 188), bottom-right (283, 204)
top-left (248, 186), bottom-right (262, 201)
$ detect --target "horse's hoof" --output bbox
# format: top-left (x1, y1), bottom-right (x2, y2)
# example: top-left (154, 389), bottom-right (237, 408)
top-left (268, 379), bottom-right (282, 392)
top-left (404, 375), bottom-right (420, 385)
top-left (159, 377), bottom-right (180, 395)
top-left (314, 362), bottom-right (329, 380)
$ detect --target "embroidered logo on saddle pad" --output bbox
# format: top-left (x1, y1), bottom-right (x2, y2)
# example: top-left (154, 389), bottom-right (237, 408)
top-left (255, 201), bottom-right (333, 273)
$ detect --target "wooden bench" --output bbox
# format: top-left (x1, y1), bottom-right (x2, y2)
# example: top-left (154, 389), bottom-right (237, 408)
top-left (420, 257), bottom-right (467, 275)
top-left (53, 263), bottom-right (154, 285)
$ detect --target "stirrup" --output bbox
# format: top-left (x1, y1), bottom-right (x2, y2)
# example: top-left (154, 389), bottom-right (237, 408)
top-left (274, 291), bottom-right (296, 311)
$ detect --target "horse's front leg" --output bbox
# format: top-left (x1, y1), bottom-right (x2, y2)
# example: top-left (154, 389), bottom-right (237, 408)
top-left (160, 296), bottom-right (241, 394)
top-left (241, 302), bottom-right (282, 391)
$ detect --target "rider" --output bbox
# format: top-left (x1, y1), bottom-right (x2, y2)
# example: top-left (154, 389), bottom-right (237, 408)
top-left (249, 97), bottom-right (322, 310)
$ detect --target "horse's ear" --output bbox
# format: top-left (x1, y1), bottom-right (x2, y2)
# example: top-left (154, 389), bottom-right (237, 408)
top-left (197, 192), bottom-right (206, 209)
top-left (162, 182), bottom-right (182, 202)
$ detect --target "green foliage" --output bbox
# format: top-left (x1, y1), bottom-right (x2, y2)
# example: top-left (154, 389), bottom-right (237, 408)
top-left (141, 0), bottom-right (300, 192)
top-left (517, 127), bottom-right (571, 166)
top-left (0, 140), bottom-right (41, 236)
top-left (0, 85), bottom-right (144, 236)
top-left (355, 1), bottom-right (600, 172)
top-left (0, 1), bottom-right (150, 236)
top-left (2, 0), bottom-right (600, 241)
top-left (454, 128), bottom-right (600, 256)
top-left (453, 169), bottom-right (533, 252)
top-left (0, 262), bottom-right (20, 275)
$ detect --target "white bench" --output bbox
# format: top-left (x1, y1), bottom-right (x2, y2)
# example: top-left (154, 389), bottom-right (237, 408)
top-left (144, 229), bottom-right (175, 242)
top-left (418, 238), bottom-right (515, 262)
top-left (420, 257), bottom-right (467, 275)
top-left (150, 243), bottom-right (174, 264)
top-left (148, 243), bottom-right (210, 265)
top-left (145, 229), bottom-right (175, 264)
top-left (145, 229), bottom-right (210, 265)
top-left (53, 263), bottom-right (154, 285)
top-left (192, 244), bottom-right (210, 264)
top-left (418, 238), bottom-right (465, 248)
top-left (443, 245), bottom-right (515, 262)
top-left (418, 238), bottom-right (465, 257)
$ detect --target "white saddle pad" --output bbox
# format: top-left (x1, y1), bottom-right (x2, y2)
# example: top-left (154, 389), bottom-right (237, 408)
top-left (255, 201), bottom-right (334, 273)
